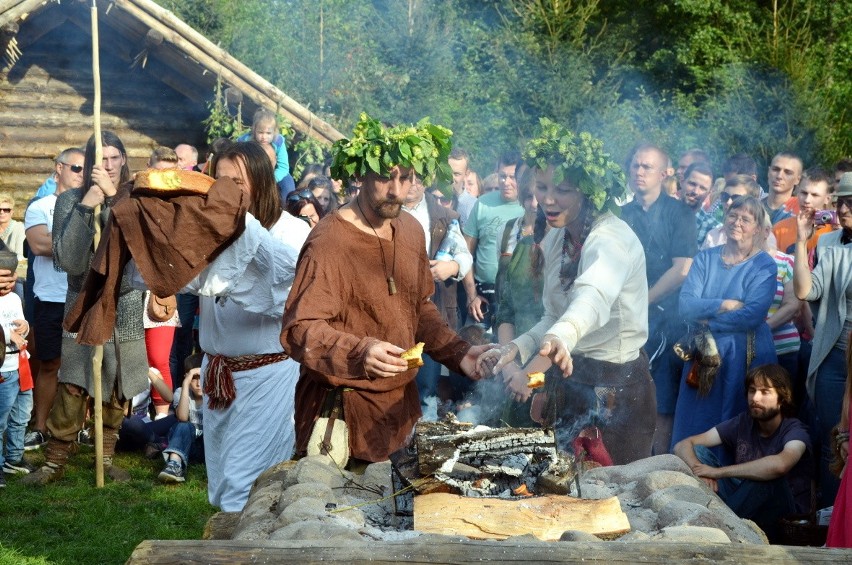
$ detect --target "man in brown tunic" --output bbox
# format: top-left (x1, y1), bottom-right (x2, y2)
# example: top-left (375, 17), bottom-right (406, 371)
top-left (281, 161), bottom-right (487, 463)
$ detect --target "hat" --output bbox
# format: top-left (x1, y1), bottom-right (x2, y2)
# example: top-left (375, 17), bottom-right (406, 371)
top-left (836, 172), bottom-right (852, 198)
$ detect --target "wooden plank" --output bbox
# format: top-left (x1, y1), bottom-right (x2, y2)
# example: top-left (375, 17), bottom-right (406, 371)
top-left (413, 492), bottom-right (630, 540)
top-left (126, 539), bottom-right (852, 565)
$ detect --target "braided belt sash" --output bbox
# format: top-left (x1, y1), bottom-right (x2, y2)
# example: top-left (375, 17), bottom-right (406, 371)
top-left (203, 352), bottom-right (290, 410)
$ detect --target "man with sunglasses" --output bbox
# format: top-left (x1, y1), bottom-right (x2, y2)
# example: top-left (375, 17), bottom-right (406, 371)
top-left (21, 147), bottom-right (84, 451)
top-left (794, 172), bottom-right (852, 508)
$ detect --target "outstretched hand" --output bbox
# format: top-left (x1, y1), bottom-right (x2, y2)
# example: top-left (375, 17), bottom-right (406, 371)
top-left (476, 342), bottom-right (519, 377)
top-left (540, 334), bottom-right (572, 376)
top-left (459, 344), bottom-right (493, 381)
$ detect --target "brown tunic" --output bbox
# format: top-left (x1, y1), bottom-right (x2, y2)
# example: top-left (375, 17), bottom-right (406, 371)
top-left (281, 212), bottom-right (471, 462)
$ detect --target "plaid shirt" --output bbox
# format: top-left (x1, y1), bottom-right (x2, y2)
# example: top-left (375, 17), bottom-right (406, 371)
top-left (695, 207), bottom-right (721, 248)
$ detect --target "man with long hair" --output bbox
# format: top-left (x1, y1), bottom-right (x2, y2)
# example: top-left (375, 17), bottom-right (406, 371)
top-left (674, 364), bottom-right (813, 541)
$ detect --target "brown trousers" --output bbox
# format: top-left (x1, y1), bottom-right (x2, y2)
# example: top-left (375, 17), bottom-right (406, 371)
top-left (46, 382), bottom-right (125, 442)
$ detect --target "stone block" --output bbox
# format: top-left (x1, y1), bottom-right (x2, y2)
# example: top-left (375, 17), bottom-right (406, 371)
top-left (278, 482), bottom-right (336, 513)
top-left (635, 470), bottom-right (702, 500)
top-left (269, 519), bottom-right (365, 542)
top-left (657, 525), bottom-right (731, 544)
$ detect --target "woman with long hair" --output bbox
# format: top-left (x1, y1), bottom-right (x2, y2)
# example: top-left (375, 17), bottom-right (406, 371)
top-left (478, 120), bottom-right (656, 464)
top-left (285, 189), bottom-right (324, 229)
top-left (181, 140), bottom-right (311, 510)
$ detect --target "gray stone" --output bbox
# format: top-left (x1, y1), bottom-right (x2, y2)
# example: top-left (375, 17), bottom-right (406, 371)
top-left (559, 530), bottom-right (601, 542)
top-left (625, 508), bottom-right (658, 534)
top-left (644, 484), bottom-right (717, 513)
top-left (269, 519), bottom-right (365, 542)
top-left (584, 455), bottom-right (692, 484)
top-left (576, 482), bottom-right (615, 500)
top-left (617, 530), bottom-right (651, 542)
top-left (506, 533), bottom-right (541, 543)
top-left (291, 455), bottom-right (351, 489)
top-left (656, 525), bottom-right (731, 544)
top-left (232, 516), bottom-right (277, 540)
top-left (250, 459), bottom-right (299, 493)
top-left (278, 482), bottom-right (336, 513)
top-left (635, 470), bottom-right (702, 500)
top-left (657, 500), bottom-right (714, 528)
top-left (276, 497), bottom-right (331, 527)
top-left (239, 483), bottom-right (283, 521)
top-left (684, 508), bottom-right (767, 545)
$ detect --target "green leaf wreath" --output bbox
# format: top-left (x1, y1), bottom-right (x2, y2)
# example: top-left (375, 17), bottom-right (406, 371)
top-left (523, 118), bottom-right (628, 214)
top-left (329, 113), bottom-right (453, 186)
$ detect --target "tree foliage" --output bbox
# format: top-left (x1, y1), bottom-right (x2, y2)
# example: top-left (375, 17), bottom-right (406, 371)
top-left (155, 0), bottom-right (850, 178)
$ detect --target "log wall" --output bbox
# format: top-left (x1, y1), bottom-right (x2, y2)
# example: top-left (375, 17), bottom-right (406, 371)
top-left (0, 17), bottom-right (207, 217)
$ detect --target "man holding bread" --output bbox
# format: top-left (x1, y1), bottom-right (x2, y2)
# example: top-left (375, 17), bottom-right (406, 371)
top-left (281, 114), bottom-right (488, 467)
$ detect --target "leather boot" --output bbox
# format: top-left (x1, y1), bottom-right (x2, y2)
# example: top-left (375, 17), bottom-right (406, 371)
top-left (102, 428), bottom-right (130, 482)
top-left (20, 438), bottom-right (72, 486)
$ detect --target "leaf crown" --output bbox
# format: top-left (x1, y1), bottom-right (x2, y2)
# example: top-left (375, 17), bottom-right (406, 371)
top-left (523, 118), bottom-right (627, 214)
top-left (330, 112), bottom-right (453, 186)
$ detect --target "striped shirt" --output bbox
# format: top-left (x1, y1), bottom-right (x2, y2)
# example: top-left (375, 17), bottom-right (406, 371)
top-left (767, 251), bottom-right (800, 355)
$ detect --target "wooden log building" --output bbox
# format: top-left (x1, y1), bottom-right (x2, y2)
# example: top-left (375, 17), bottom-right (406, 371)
top-left (0, 0), bottom-right (342, 217)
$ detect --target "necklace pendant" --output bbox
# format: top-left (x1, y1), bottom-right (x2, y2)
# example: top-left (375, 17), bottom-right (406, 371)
top-left (388, 277), bottom-right (397, 296)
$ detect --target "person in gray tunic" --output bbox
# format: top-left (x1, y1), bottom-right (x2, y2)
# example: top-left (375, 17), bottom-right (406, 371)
top-left (24, 131), bottom-right (149, 485)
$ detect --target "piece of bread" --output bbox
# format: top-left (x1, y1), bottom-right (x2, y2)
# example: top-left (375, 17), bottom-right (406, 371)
top-left (401, 342), bottom-right (425, 369)
top-left (527, 372), bottom-right (545, 389)
top-left (133, 168), bottom-right (214, 196)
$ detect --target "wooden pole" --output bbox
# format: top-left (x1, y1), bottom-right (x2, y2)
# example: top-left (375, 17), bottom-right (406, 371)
top-left (91, 0), bottom-right (105, 489)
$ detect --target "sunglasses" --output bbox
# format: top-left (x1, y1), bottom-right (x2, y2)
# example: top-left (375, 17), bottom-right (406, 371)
top-left (60, 163), bottom-right (84, 173)
top-left (432, 193), bottom-right (451, 204)
top-left (720, 192), bottom-right (744, 204)
top-left (836, 196), bottom-right (852, 209)
top-left (0, 208), bottom-right (10, 213)
top-left (286, 189), bottom-right (314, 203)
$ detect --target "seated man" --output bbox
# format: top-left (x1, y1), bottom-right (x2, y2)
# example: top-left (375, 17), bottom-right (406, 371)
top-left (673, 364), bottom-right (813, 541)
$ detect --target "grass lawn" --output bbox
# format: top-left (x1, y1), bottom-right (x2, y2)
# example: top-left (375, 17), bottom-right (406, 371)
top-left (0, 444), bottom-right (215, 565)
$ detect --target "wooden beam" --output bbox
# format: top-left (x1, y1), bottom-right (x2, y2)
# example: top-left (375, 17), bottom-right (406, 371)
top-left (0, 0), bottom-right (52, 29)
top-left (114, 0), bottom-right (342, 144)
top-left (126, 539), bottom-right (852, 564)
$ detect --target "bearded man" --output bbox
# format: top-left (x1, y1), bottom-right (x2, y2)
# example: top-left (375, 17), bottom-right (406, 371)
top-left (673, 364), bottom-right (813, 541)
top-left (281, 115), bottom-right (488, 467)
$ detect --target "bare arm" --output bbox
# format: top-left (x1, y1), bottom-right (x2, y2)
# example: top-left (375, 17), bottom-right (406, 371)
top-left (25, 225), bottom-right (53, 257)
top-left (147, 368), bottom-right (173, 404)
top-left (705, 441), bottom-right (807, 481)
top-left (176, 379), bottom-right (191, 422)
top-left (766, 279), bottom-right (800, 330)
top-left (648, 257), bottom-right (692, 305)
top-left (793, 211), bottom-right (814, 300)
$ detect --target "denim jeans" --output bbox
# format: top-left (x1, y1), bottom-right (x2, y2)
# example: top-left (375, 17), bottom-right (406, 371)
top-left (695, 445), bottom-right (796, 541)
top-left (5, 388), bottom-right (32, 462)
top-left (813, 346), bottom-right (847, 508)
top-left (163, 421), bottom-right (203, 470)
top-left (0, 370), bottom-right (21, 468)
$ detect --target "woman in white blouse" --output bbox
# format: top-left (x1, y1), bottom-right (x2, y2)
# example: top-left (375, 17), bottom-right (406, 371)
top-left (479, 120), bottom-right (656, 463)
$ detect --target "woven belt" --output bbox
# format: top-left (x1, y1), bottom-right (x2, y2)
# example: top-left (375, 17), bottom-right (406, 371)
top-left (203, 351), bottom-right (290, 410)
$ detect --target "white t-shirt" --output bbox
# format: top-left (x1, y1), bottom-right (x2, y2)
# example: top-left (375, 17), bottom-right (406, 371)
top-left (0, 292), bottom-right (24, 372)
top-left (24, 195), bottom-right (67, 303)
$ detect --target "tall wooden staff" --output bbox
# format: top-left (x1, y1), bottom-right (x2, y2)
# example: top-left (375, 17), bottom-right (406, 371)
top-left (91, 0), bottom-right (105, 488)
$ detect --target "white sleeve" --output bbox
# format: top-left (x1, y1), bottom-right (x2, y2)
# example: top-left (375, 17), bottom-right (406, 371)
top-left (184, 213), bottom-right (308, 317)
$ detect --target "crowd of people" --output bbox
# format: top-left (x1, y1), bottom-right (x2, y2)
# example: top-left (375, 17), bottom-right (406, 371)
top-left (0, 108), bottom-right (850, 546)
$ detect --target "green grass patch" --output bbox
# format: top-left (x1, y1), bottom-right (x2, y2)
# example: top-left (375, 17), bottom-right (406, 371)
top-left (0, 446), bottom-right (215, 565)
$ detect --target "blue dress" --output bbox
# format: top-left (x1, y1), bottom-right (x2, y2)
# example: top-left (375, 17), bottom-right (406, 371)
top-left (671, 247), bottom-right (778, 454)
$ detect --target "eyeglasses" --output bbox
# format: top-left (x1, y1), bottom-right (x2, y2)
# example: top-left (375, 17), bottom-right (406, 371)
top-left (720, 192), bottom-right (743, 204)
top-left (286, 189), bottom-right (313, 203)
top-left (60, 163), bottom-right (84, 173)
top-left (725, 212), bottom-right (756, 226)
top-left (0, 208), bottom-right (10, 213)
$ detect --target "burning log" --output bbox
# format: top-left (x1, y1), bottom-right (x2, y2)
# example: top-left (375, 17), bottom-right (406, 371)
top-left (411, 418), bottom-right (558, 497)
